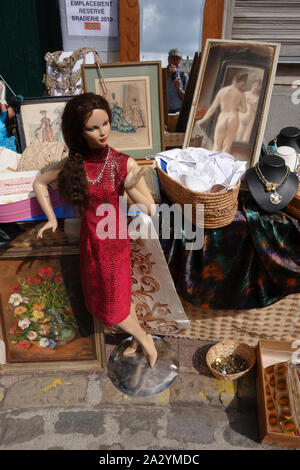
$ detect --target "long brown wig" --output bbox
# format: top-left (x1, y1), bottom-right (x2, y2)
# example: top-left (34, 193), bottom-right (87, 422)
top-left (57, 93), bottom-right (112, 215)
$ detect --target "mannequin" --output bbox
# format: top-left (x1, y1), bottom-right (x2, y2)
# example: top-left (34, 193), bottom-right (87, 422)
top-left (33, 93), bottom-right (157, 368)
top-left (245, 155), bottom-right (298, 213)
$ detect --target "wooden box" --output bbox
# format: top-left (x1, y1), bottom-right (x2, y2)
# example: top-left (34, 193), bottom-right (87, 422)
top-left (256, 339), bottom-right (300, 448)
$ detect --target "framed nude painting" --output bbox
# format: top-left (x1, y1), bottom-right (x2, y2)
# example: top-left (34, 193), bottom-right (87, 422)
top-left (82, 61), bottom-right (165, 158)
top-left (184, 39), bottom-right (280, 167)
top-left (16, 96), bottom-right (73, 152)
top-left (0, 248), bottom-right (104, 374)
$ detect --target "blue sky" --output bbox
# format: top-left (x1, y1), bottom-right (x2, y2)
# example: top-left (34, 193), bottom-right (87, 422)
top-left (140, 0), bottom-right (205, 66)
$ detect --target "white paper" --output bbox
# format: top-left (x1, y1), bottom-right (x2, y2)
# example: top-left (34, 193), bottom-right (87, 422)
top-left (65, 0), bottom-right (118, 37)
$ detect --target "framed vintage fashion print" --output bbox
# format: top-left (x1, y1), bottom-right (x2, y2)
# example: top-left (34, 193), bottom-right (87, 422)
top-left (82, 61), bottom-right (165, 158)
top-left (184, 39), bottom-right (280, 167)
top-left (16, 96), bottom-right (73, 152)
top-left (0, 242), bottom-right (105, 374)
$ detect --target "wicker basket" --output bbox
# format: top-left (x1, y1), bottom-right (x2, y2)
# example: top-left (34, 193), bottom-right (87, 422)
top-left (156, 165), bottom-right (240, 228)
top-left (206, 340), bottom-right (256, 381)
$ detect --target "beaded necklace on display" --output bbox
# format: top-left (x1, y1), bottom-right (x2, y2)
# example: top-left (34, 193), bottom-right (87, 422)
top-left (254, 162), bottom-right (290, 205)
top-left (85, 146), bottom-right (111, 185)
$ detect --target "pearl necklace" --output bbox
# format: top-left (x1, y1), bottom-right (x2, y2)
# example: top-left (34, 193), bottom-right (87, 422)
top-left (254, 162), bottom-right (290, 205)
top-left (85, 146), bottom-right (111, 185)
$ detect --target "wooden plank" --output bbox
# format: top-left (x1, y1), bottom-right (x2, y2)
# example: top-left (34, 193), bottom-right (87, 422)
top-left (230, 0), bottom-right (300, 59)
top-left (119, 0), bottom-right (140, 62)
top-left (0, 246), bottom-right (80, 259)
top-left (201, 0), bottom-right (225, 55)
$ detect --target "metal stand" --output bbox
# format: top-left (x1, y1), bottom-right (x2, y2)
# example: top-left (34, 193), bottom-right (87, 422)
top-left (107, 335), bottom-right (179, 397)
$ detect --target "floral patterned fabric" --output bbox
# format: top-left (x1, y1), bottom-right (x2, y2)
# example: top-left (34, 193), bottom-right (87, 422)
top-left (160, 192), bottom-right (300, 310)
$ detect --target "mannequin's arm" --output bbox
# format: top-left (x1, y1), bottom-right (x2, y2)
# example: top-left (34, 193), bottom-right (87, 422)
top-left (125, 158), bottom-right (155, 215)
top-left (33, 159), bottom-right (67, 238)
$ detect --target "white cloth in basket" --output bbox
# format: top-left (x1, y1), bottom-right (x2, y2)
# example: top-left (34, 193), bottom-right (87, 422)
top-left (155, 147), bottom-right (247, 192)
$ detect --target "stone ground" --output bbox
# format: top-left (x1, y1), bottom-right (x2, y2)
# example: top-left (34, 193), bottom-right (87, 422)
top-left (0, 337), bottom-right (293, 451)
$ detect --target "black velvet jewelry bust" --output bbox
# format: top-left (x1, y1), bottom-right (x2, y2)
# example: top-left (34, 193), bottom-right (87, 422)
top-left (246, 155), bottom-right (299, 213)
top-left (276, 127), bottom-right (300, 153)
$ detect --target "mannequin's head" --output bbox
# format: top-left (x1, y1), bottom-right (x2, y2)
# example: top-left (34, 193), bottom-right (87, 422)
top-left (58, 93), bottom-right (112, 215)
top-left (62, 93), bottom-right (112, 155)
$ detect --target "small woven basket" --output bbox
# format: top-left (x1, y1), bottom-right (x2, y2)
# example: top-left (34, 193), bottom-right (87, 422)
top-left (206, 340), bottom-right (256, 381)
top-left (156, 166), bottom-right (240, 229)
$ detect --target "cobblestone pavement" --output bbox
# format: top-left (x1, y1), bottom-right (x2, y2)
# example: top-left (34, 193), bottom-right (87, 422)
top-left (0, 338), bottom-right (290, 451)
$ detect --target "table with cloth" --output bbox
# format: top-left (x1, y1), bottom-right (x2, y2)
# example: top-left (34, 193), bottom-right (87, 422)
top-left (160, 191), bottom-right (300, 310)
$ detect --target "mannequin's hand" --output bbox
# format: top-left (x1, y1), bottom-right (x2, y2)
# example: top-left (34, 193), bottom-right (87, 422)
top-left (37, 219), bottom-right (58, 239)
top-left (124, 166), bottom-right (145, 190)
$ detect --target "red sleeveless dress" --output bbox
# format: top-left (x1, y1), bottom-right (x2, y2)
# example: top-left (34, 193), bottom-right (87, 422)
top-left (80, 146), bottom-right (131, 327)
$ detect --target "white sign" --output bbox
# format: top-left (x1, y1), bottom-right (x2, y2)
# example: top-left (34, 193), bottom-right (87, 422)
top-left (65, 0), bottom-right (118, 37)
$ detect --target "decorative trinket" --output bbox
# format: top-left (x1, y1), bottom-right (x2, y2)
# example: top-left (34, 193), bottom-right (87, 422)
top-left (254, 163), bottom-right (290, 205)
top-left (211, 353), bottom-right (248, 375)
top-left (85, 146), bottom-right (111, 184)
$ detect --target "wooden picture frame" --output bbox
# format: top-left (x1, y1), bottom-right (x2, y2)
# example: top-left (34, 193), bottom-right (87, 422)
top-left (82, 61), bottom-right (165, 159)
top-left (184, 39), bottom-right (280, 168)
top-left (16, 96), bottom-right (73, 152)
top-left (175, 52), bottom-right (201, 133)
top-left (0, 245), bottom-right (105, 374)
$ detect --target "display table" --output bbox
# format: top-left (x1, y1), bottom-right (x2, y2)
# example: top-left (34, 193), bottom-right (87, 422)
top-left (160, 192), bottom-right (300, 310)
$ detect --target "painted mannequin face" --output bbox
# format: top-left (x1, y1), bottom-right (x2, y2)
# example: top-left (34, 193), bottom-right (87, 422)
top-left (83, 108), bottom-right (111, 149)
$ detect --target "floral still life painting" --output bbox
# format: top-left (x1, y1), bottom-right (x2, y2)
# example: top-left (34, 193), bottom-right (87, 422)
top-left (8, 266), bottom-right (78, 351)
top-left (0, 257), bottom-right (97, 364)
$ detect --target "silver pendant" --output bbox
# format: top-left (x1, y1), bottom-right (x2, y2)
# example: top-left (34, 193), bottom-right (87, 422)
top-left (270, 190), bottom-right (282, 204)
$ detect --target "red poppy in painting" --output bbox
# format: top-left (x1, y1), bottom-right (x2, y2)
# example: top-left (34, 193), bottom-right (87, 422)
top-left (17, 339), bottom-right (31, 350)
top-left (27, 277), bottom-right (41, 285)
top-left (54, 276), bottom-right (63, 284)
top-left (38, 267), bottom-right (54, 278)
top-left (10, 284), bottom-right (20, 293)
